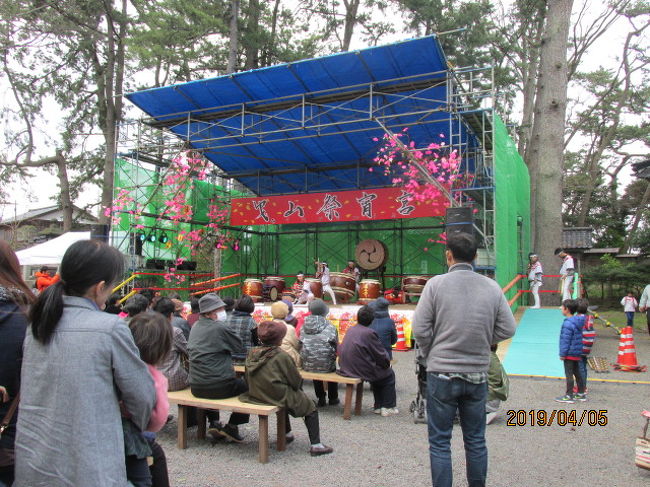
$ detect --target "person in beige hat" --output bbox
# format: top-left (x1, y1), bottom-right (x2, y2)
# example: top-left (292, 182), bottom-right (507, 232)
top-left (271, 300), bottom-right (302, 367)
top-left (240, 321), bottom-right (333, 456)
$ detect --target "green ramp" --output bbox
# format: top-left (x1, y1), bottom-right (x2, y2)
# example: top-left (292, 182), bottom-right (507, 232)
top-left (502, 308), bottom-right (565, 378)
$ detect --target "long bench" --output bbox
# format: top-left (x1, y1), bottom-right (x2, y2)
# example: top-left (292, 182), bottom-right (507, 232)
top-left (234, 365), bottom-right (363, 420)
top-left (167, 389), bottom-right (286, 463)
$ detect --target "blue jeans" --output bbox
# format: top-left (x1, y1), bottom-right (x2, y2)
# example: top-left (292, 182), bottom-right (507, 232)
top-left (426, 373), bottom-right (488, 487)
top-left (626, 311), bottom-right (634, 327)
top-left (579, 357), bottom-right (588, 386)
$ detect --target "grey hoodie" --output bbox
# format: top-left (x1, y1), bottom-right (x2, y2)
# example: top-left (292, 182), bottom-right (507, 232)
top-left (300, 315), bottom-right (338, 373)
top-left (412, 263), bottom-right (516, 373)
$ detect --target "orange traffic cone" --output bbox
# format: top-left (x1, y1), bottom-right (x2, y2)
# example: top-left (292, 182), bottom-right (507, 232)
top-left (614, 326), bottom-right (647, 372)
top-left (394, 319), bottom-right (409, 351)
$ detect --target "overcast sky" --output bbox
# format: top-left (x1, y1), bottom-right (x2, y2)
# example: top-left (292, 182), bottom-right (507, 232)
top-left (1, 0), bottom-right (644, 220)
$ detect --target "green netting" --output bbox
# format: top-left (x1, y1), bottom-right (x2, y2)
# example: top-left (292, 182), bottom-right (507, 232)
top-left (493, 114), bottom-right (531, 309)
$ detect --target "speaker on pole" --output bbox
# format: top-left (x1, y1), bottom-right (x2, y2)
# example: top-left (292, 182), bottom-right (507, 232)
top-left (445, 207), bottom-right (473, 236)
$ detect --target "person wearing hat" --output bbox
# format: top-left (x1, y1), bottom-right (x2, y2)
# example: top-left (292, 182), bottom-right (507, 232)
top-left (301, 299), bottom-right (339, 407)
top-left (527, 252), bottom-right (543, 309)
top-left (339, 305), bottom-right (398, 417)
top-left (368, 297), bottom-right (398, 359)
top-left (555, 247), bottom-right (575, 301)
top-left (240, 321), bottom-right (334, 456)
top-left (283, 299), bottom-right (298, 327)
top-left (316, 261), bottom-right (337, 305)
top-left (292, 272), bottom-right (309, 304)
top-left (187, 293), bottom-right (249, 443)
top-left (271, 300), bottom-right (302, 367)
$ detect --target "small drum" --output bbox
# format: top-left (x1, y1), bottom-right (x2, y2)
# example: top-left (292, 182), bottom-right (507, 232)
top-left (403, 276), bottom-right (429, 294)
top-left (330, 272), bottom-right (356, 303)
top-left (264, 276), bottom-right (285, 301)
top-left (305, 278), bottom-right (323, 298)
top-left (358, 279), bottom-right (381, 303)
top-left (243, 278), bottom-right (263, 302)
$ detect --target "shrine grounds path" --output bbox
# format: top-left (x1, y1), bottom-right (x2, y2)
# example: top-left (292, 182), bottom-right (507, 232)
top-left (157, 316), bottom-right (650, 487)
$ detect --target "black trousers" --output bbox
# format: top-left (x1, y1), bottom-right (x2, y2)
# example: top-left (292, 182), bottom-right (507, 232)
top-left (126, 438), bottom-right (169, 487)
top-left (191, 378), bottom-right (250, 425)
top-left (563, 359), bottom-right (585, 395)
top-left (371, 369), bottom-right (397, 409)
top-left (284, 409), bottom-right (321, 445)
top-left (313, 380), bottom-right (339, 401)
top-left (646, 309), bottom-right (650, 335)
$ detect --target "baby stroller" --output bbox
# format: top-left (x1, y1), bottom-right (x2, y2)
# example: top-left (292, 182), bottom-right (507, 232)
top-left (409, 343), bottom-right (428, 424)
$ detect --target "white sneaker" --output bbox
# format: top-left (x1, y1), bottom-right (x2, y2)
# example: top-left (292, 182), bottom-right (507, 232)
top-left (373, 408), bottom-right (382, 415)
top-left (486, 411), bottom-right (498, 424)
top-left (381, 407), bottom-right (399, 417)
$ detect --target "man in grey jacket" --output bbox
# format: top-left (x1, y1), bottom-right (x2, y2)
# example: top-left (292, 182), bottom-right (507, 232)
top-left (413, 232), bottom-right (516, 487)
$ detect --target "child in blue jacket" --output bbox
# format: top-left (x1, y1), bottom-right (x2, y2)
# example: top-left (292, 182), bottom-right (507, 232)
top-left (555, 299), bottom-right (586, 404)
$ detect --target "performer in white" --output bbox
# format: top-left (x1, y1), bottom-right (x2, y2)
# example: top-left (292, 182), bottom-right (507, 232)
top-left (554, 248), bottom-right (575, 301)
top-left (317, 261), bottom-right (337, 305)
top-left (527, 252), bottom-right (543, 309)
top-left (342, 260), bottom-right (361, 295)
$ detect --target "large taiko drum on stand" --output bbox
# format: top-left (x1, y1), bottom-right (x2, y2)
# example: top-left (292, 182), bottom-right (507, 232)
top-left (305, 278), bottom-right (323, 298)
top-left (263, 276), bottom-right (285, 301)
top-left (330, 272), bottom-right (356, 303)
top-left (358, 279), bottom-right (381, 303)
top-left (402, 276), bottom-right (429, 295)
top-left (243, 278), bottom-right (263, 302)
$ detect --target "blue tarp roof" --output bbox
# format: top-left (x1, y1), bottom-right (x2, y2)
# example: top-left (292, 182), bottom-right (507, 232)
top-left (126, 35), bottom-right (480, 196)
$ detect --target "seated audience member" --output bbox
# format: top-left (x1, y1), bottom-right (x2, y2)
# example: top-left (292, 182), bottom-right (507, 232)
top-left (271, 300), bottom-right (302, 367)
top-left (171, 298), bottom-right (191, 340)
top-left (338, 305), bottom-right (398, 417)
top-left (300, 299), bottom-right (339, 407)
top-left (223, 296), bottom-right (236, 318)
top-left (153, 297), bottom-right (189, 392)
top-left (188, 293), bottom-right (249, 443)
top-left (104, 293), bottom-right (123, 315)
top-left (283, 299), bottom-right (298, 327)
top-left (226, 295), bottom-right (259, 362)
top-left (368, 297), bottom-right (397, 359)
top-left (187, 297), bottom-right (200, 327)
top-left (240, 320), bottom-right (333, 456)
top-left (123, 294), bottom-right (149, 324)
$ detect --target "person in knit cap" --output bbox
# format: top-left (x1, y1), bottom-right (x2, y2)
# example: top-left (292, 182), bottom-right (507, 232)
top-left (301, 299), bottom-right (339, 407)
top-left (282, 299), bottom-right (298, 327)
top-left (271, 300), bottom-right (302, 367)
top-left (240, 321), bottom-right (333, 456)
top-left (368, 297), bottom-right (397, 359)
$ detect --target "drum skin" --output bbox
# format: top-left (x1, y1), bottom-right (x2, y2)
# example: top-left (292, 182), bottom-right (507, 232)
top-left (243, 278), bottom-right (263, 301)
top-left (359, 279), bottom-right (381, 303)
top-left (264, 276), bottom-right (285, 301)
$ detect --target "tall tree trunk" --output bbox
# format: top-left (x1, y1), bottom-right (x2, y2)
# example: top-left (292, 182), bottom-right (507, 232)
top-left (261, 0), bottom-right (281, 67)
top-left (227, 0), bottom-right (240, 74)
top-left (620, 182), bottom-right (650, 254)
top-left (342, 0), bottom-right (360, 52)
top-left (519, 13), bottom-right (545, 158)
top-left (244, 0), bottom-right (260, 70)
top-left (527, 0), bottom-right (573, 304)
top-left (54, 150), bottom-right (73, 232)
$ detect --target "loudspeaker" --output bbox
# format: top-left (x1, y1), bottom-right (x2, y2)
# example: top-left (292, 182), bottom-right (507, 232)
top-left (177, 260), bottom-right (197, 271)
top-left (91, 224), bottom-right (110, 243)
top-left (145, 259), bottom-right (166, 270)
top-left (445, 207), bottom-right (473, 236)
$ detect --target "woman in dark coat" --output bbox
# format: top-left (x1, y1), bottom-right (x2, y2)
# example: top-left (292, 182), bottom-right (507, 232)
top-left (0, 240), bottom-right (34, 486)
top-left (240, 321), bottom-right (333, 456)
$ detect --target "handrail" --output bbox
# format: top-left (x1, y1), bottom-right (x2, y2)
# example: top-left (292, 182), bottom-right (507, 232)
top-left (501, 274), bottom-right (523, 294)
top-left (112, 273), bottom-right (137, 294)
top-left (507, 290), bottom-right (523, 307)
top-left (190, 273), bottom-right (242, 288)
top-left (118, 289), bottom-right (138, 305)
top-left (190, 282), bottom-right (241, 296)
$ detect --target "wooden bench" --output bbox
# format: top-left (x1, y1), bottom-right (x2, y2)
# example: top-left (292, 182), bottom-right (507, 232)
top-left (234, 365), bottom-right (363, 420)
top-left (167, 389), bottom-right (286, 463)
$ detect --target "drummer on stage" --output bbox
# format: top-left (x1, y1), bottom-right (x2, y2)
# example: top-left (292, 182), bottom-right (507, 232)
top-left (316, 261), bottom-right (337, 305)
top-left (293, 272), bottom-right (312, 305)
top-left (342, 260), bottom-right (361, 295)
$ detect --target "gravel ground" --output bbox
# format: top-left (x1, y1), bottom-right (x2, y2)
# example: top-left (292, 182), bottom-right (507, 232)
top-left (158, 318), bottom-right (650, 487)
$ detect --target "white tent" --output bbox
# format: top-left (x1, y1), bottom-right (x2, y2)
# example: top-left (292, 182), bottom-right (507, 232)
top-left (16, 231), bottom-right (92, 266)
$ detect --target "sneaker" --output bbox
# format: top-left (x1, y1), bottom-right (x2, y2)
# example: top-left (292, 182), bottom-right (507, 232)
top-left (309, 444), bottom-right (334, 456)
top-left (574, 393), bottom-right (587, 402)
top-left (373, 408), bottom-right (382, 415)
top-left (486, 411), bottom-right (498, 424)
top-left (329, 398), bottom-right (340, 406)
top-left (317, 397), bottom-right (327, 407)
top-left (554, 394), bottom-right (575, 404)
top-left (207, 422), bottom-right (225, 440)
top-left (219, 423), bottom-right (245, 443)
top-left (380, 407), bottom-right (399, 417)
top-left (285, 433), bottom-right (295, 445)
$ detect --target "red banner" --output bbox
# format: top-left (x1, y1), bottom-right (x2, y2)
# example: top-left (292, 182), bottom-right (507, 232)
top-left (230, 187), bottom-right (448, 226)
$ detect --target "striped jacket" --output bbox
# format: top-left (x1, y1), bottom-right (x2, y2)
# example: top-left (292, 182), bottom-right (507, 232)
top-left (581, 314), bottom-right (596, 356)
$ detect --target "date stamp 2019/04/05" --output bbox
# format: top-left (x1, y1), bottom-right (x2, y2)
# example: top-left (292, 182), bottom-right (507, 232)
top-left (506, 409), bottom-right (608, 427)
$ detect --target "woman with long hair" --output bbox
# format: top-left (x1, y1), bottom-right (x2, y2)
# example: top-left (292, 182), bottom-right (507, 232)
top-left (14, 240), bottom-right (156, 487)
top-left (0, 240), bottom-right (34, 486)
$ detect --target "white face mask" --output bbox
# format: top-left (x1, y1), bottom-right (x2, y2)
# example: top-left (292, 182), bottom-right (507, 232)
top-left (216, 310), bottom-right (227, 322)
